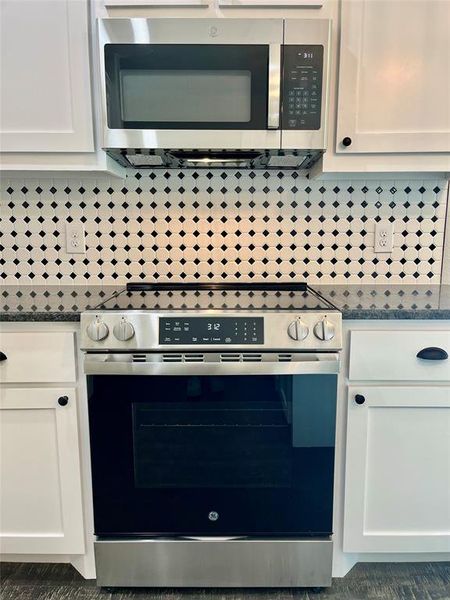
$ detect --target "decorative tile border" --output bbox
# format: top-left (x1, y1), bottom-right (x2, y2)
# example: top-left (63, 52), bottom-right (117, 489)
top-left (0, 172), bottom-right (448, 285)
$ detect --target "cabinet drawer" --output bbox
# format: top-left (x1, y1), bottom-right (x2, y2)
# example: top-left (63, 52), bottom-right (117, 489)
top-left (0, 332), bottom-right (76, 383)
top-left (349, 330), bottom-right (450, 382)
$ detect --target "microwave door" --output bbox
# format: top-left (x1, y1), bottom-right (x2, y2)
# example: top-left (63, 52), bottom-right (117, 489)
top-left (99, 18), bottom-right (282, 151)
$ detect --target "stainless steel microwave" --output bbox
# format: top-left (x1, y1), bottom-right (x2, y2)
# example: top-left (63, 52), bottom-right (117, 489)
top-left (98, 18), bottom-right (331, 169)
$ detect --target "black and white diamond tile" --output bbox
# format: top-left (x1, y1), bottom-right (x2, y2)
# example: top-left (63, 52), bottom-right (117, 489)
top-left (0, 172), bottom-right (447, 285)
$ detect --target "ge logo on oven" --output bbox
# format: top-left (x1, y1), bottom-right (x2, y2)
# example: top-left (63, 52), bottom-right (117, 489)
top-left (208, 511), bottom-right (219, 521)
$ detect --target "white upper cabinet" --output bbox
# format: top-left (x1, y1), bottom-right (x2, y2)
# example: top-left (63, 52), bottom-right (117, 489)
top-left (0, 0), bottom-right (94, 153)
top-left (336, 0), bottom-right (450, 154)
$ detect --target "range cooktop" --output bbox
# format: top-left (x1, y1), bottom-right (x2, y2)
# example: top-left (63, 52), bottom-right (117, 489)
top-left (90, 282), bottom-right (339, 312)
top-left (80, 283), bottom-right (342, 352)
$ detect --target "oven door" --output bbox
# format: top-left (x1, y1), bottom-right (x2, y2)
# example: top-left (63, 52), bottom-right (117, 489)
top-left (86, 355), bottom-right (337, 538)
top-left (98, 18), bottom-right (282, 150)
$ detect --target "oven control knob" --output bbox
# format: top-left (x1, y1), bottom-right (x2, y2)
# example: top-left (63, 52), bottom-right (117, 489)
top-left (287, 319), bottom-right (309, 341)
top-left (86, 317), bottom-right (109, 342)
top-left (113, 317), bottom-right (135, 341)
top-left (313, 318), bottom-right (335, 341)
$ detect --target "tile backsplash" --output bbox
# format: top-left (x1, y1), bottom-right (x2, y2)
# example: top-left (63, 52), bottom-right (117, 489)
top-left (1, 171), bottom-right (448, 286)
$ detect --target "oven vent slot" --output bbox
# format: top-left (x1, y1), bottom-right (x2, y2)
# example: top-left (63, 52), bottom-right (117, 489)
top-left (277, 354), bottom-right (293, 362)
top-left (162, 354), bottom-right (205, 363)
top-left (184, 354), bottom-right (205, 363)
top-left (243, 353), bottom-right (263, 362)
top-left (220, 353), bottom-right (241, 363)
top-left (220, 353), bottom-right (263, 363)
top-left (132, 354), bottom-right (147, 363)
top-left (162, 354), bottom-right (183, 362)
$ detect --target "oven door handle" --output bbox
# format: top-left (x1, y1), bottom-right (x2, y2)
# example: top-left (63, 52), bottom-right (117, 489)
top-left (83, 353), bottom-right (340, 376)
top-left (267, 44), bottom-right (281, 130)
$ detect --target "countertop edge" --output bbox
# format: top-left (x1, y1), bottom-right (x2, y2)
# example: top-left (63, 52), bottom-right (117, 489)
top-left (2, 310), bottom-right (450, 323)
top-left (341, 309), bottom-right (450, 320)
top-left (0, 312), bottom-right (81, 323)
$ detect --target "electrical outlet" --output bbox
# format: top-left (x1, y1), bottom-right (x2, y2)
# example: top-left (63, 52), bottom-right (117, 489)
top-left (65, 222), bottom-right (86, 254)
top-left (374, 220), bottom-right (394, 253)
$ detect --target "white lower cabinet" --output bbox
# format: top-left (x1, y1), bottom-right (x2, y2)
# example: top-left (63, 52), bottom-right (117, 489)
top-left (344, 385), bottom-right (450, 553)
top-left (0, 331), bottom-right (76, 384)
top-left (349, 330), bottom-right (450, 383)
top-left (0, 387), bottom-right (85, 555)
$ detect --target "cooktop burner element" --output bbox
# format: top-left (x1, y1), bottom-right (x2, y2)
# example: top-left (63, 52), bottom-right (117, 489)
top-left (80, 282), bottom-right (342, 352)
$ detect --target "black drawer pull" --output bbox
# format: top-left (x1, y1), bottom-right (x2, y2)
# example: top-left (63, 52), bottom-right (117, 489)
top-left (355, 394), bottom-right (365, 405)
top-left (417, 347), bottom-right (448, 361)
top-left (0, 352), bottom-right (7, 362)
top-left (58, 396), bottom-right (69, 407)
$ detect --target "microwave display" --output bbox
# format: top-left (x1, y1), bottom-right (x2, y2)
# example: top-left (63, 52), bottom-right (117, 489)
top-left (282, 45), bottom-right (324, 131)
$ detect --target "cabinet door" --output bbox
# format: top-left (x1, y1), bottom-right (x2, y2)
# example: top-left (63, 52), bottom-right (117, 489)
top-left (336, 0), bottom-right (450, 153)
top-left (344, 386), bottom-right (450, 553)
top-left (0, 388), bottom-right (84, 554)
top-left (0, 0), bottom-right (94, 152)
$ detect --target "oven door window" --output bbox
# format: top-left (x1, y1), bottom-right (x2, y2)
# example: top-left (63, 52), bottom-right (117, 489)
top-left (104, 45), bottom-right (268, 130)
top-left (88, 374), bottom-right (336, 537)
top-left (132, 378), bottom-right (292, 489)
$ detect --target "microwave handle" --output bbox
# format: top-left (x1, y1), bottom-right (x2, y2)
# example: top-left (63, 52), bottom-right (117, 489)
top-left (267, 44), bottom-right (281, 130)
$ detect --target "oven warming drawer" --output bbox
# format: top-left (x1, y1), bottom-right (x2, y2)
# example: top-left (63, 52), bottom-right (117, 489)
top-left (95, 538), bottom-right (332, 588)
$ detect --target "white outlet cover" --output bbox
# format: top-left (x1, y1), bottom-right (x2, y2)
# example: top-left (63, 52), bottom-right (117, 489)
top-left (374, 219), bottom-right (394, 253)
top-left (65, 222), bottom-right (86, 254)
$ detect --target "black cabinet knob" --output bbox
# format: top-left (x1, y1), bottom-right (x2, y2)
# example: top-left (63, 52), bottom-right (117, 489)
top-left (355, 394), bottom-right (365, 405)
top-left (342, 137), bottom-right (352, 147)
top-left (58, 396), bottom-right (69, 407)
top-left (417, 347), bottom-right (448, 361)
top-left (0, 352), bottom-right (7, 362)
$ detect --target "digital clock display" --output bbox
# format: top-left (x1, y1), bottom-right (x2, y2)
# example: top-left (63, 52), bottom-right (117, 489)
top-left (159, 317), bottom-right (264, 345)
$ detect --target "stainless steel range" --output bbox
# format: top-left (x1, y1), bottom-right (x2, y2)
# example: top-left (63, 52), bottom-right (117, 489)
top-left (80, 283), bottom-right (342, 589)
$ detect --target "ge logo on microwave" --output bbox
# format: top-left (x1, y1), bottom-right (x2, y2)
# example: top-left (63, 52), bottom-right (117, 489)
top-left (208, 511), bottom-right (219, 521)
top-left (209, 26), bottom-right (218, 38)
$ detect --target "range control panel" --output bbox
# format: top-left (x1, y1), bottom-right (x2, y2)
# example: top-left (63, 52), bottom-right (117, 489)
top-left (282, 45), bottom-right (323, 131)
top-left (159, 317), bottom-right (264, 345)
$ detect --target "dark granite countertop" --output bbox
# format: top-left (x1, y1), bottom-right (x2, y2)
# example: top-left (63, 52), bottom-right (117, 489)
top-left (1, 285), bottom-right (450, 321)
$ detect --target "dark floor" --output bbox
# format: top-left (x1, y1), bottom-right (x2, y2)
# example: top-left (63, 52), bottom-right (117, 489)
top-left (0, 562), bottom-right (449, 600)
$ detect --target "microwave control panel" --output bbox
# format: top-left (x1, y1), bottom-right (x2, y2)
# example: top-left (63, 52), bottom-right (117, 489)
top-left (282, 45), bottom-right (323, 131)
